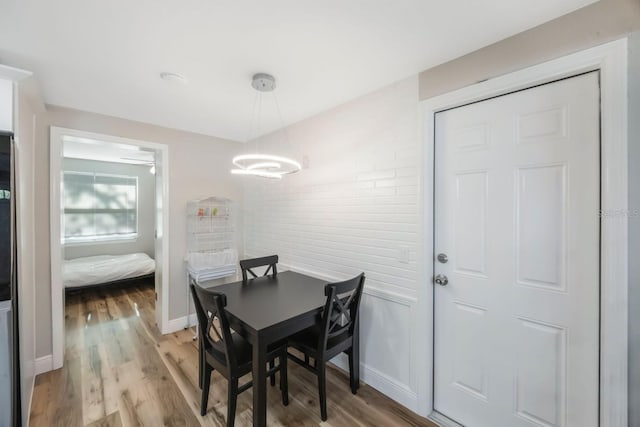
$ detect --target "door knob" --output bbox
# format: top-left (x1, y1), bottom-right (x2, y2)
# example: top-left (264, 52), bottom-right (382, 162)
top-left (437, 253), bottom-right (448, 263)
top-left (434, 274), bottom-right (449, 286)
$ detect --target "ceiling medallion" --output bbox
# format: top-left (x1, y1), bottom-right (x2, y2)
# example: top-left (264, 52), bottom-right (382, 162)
top-left (230, 73), bottom-right (301, 179)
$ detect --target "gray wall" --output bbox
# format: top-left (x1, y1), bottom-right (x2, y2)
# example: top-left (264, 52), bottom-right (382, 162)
top-left (15, 77), bottom-right (44, 424)
top-left (628, 31), bottom-right (640, 427)
top-left (419, 0), bottom-right (640, 99)
top-left (62, 158), bottom-right (155, 260)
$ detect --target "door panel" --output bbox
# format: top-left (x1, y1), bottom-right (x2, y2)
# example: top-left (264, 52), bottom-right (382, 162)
top-left (515, 317), bottom-right (566, 427)
top-left (434, 72), bottom-right (600, 427)
top-left (451, 302), bottom-right (489, 400)
top-left (454, 172), bottom-right (488, 277)
top-left (516, 164), bottom-right (566, 291)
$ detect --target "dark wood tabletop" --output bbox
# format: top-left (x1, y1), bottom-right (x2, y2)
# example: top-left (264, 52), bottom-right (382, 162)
top-left (202, 270), bottom-right (329, 334)
top-left (198, 270), bottom-right (336, 427)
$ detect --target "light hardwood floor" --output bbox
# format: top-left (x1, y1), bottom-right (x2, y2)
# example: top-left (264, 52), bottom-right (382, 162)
top-left (29, 281), bottom-right (435, 427)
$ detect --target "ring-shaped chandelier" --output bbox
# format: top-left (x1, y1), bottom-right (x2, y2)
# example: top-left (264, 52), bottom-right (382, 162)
top-left (230, 74), bottom-right (301, 179)
top-left (231, 154), bottom-right (301, 179)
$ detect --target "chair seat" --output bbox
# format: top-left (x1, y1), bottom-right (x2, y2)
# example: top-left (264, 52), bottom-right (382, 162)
top-left (289, 324), bottom-right (349, 356)
top-left (203, 333), bottom-right (250, 368)
top-left (205, 332), bottom-right (286, 369)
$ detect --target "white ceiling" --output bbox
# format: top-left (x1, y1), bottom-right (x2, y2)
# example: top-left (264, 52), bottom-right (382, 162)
top-left (0, 0), bottom-right (595, 141)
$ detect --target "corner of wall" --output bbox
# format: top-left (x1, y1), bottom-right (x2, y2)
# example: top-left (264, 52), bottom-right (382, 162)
top-left (626, 29), bottom-right (640, 427)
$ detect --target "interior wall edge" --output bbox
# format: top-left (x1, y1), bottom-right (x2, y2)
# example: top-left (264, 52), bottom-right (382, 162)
top-left (626, 29), bottom-right (640, 427)
top-left (15, 79), bottom-right (40, 424)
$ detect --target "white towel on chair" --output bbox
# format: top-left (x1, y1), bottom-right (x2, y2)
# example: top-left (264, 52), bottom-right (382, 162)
top-left (185, 249), bottom-right (238, 282)
top-left (184, 249), bottom-right (238, 270)
top-left (187, 265), bottom-right (237, 282)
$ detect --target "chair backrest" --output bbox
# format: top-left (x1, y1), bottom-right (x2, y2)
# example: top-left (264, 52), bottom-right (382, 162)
top-left (190, 280), bottom-right (237, 370)
top-left (239, 255), bottom-right (279, 282)
top-left (319, 273), bottom-right (366, 352)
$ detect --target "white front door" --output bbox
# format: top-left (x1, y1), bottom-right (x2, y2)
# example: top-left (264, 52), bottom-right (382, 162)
top-left (433, 72), bottom-right (600, 427)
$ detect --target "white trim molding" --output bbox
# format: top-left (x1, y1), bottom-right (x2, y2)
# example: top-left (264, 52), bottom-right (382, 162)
top-left (49, 127), bottom-right (171, 370)
top-left (34, 355), bottom-right (53, 376)
top-left (0, 64), bottom-right (32, 82)
top-left (330, 353), bottom-right (419, 411)
top-left (419, 38), bottom-right (628, 425)
top-left (277, 262), bottom-right (418, 305)
top-left (165, 313), bottom-right (198, 334)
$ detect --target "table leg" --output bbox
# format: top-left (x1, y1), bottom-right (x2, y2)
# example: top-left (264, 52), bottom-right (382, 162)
top-left (252, 337), bottom-right (267, 427)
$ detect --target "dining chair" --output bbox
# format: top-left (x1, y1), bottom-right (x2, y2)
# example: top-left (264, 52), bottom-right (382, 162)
top-left (287, 273), bottom-right (366, 421)
top-left (239, 255), bottom-right (278, 282)
top-left (190, 283), bottom-right (289, 426)
top-left (238, 254), bottom-right (280, 385)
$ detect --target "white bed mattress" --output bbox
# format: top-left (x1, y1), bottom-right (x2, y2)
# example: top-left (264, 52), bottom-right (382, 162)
top-left (63, 253), bottom-right (155, 289)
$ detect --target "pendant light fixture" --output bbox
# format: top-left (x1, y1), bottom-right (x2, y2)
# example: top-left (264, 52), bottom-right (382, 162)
top-left (231, 73), bottom-right (301, 179)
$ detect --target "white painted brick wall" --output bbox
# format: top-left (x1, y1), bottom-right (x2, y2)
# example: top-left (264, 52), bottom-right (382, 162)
top-left (245, 77), bottom-right (421, 288)
top-left (242, 76), bottom-right (424, 410)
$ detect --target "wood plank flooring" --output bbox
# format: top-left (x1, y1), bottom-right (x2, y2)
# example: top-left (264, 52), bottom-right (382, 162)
top-left (30, 281), bottom-right (435, 427)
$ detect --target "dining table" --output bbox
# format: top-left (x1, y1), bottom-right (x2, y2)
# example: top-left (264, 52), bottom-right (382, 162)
top-left (198, 270), bottom-right (360, 427)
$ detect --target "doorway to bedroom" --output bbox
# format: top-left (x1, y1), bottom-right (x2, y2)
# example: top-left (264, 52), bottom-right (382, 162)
top-left (49, 127), bottom-right (170, 371)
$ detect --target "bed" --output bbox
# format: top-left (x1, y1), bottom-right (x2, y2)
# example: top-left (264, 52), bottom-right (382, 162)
top-left (63, 253), bottom-right (156, 289)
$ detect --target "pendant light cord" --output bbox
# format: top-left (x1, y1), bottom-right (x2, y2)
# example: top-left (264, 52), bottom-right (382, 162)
top-left (272, 90), bottom-right (300, 165)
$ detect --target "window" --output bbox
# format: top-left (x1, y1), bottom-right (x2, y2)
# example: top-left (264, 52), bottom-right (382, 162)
top-left (62, 172), bottom-right (138, 243)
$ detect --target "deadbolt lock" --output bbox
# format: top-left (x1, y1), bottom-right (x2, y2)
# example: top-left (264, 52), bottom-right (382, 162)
top-left (434, 274), bottom-right (449, 286)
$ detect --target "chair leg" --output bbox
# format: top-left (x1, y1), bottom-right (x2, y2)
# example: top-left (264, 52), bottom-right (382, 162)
top-left (348, 349), bottom-right (357, 394)
top-left (198, 347), bottom-right (204, 389)
top-left (227, 378), bottom-right (238, 427)
top-left (201, 365), bottom-right (213, 416)
top-left (318, 362), bottom-right (327, 421)
top-left (269, 360), bottom-right (276, 386)
top-left (279, 350), bottom-right (289, 406)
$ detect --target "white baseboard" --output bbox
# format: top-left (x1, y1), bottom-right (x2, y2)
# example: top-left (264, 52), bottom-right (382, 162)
top-left (164, 313), bottom-right (197, 334)
top-left (34, 355), bottom-right (53, 375)
top-left (330, 353), bottom-right (419, 414)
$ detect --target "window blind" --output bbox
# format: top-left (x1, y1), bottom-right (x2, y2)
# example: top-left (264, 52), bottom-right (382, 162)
top-left (62, 172), bottom-right (138, 241)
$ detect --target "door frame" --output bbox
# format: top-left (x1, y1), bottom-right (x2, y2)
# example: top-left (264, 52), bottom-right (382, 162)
top-left (418, 38), bottom-right (628, 425)
top-left (49, 127), bottom-right (171, 370)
